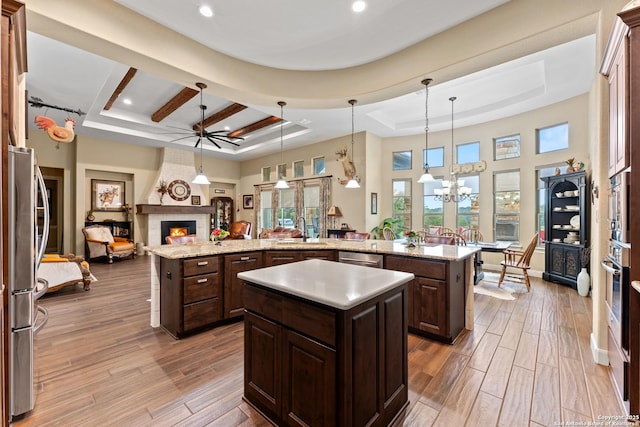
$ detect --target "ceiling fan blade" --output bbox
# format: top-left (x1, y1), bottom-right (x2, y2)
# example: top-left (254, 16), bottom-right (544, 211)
top-left (205, 136), bottom-right (221, 149)
top-left (194, 137), bottom-right (202, 148)
top-left (210, 136), bottom-right (240, 147)
top-left (165, 124), bottom-right (193, 132)
top-left (168, 134), bottom-right (200, 143)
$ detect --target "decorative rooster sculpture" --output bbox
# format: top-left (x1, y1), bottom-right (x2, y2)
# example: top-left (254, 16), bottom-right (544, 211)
top-left (34, 116), bottom-right (76, 143)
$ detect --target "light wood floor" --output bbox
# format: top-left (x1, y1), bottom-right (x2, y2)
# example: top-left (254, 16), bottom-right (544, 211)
top-left (11, 256), bottom-right (624, 426)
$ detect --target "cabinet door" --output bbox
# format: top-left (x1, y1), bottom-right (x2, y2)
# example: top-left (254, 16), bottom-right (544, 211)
top-left (282, 329), bottom-right (336, 426)
top-left (264, 251), bottom-right (300, 266)
top-left (550, 245), bottom-right (580, 279)
top-left (414, 277), bottom-right (447, 337)
top-left (244, 311), bottom-right (282, 420)
top-left (608, 44), bottom-right (628, 178)
top-left (224, 252), bottom-right (263, 318)
top-left (300, 250), bottom-right (336, 262)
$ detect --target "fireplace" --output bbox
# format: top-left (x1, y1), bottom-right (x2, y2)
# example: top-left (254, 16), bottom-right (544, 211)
top-left (161, 220), bottom-right (196, 244)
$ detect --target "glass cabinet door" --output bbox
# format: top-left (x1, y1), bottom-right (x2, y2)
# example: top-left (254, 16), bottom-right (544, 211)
top-left (211, 197), bottom-right (234, 231)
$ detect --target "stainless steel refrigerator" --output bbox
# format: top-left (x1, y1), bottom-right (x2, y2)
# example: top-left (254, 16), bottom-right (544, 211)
top-left (8, 146), bottom-right (49, 419)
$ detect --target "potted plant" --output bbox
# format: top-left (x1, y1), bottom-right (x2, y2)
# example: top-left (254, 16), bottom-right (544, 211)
top-left (86, 209), bottom-right (95, 222)
top-left (370, 217), bottom-right (406, 240)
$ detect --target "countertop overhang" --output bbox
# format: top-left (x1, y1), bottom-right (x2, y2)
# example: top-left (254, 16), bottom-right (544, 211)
top-left (238, 259), bottom-right (414, 310)
top-left (145, 238), bottom-right (480, 262)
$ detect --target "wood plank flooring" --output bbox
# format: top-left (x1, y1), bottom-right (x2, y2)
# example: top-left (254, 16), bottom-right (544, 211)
top-left (11, 256), bottom-right (624, 426)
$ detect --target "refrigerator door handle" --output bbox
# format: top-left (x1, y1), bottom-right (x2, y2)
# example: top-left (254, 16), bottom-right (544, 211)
top-left (34, 306), bottom-right (48, 336)
top-left (35, 167), bottom-right (49, 268)
top-left (34, 278), bottom-right (48, 301)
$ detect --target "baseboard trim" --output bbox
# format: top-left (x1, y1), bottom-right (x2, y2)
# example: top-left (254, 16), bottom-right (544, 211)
top-left (591, 332), bottom-right (609, 365)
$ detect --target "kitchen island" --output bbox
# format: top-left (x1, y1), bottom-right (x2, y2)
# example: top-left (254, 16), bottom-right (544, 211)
top-left (239, 259), bottom-right (414, 426)
top-left (146, 238), bottom-right (479, 342)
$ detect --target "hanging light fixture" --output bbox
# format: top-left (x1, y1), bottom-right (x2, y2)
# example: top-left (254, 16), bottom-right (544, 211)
top-left (434, 96), bottom-right (472, 202)
top-left (345, 99), bottom-right (360, 189)
top-left (192, 83), bottom-right (211, 185)
top-left (274, 101), bottom-right (289, 189)
top-left (417, 78), bottom-right (434, 183)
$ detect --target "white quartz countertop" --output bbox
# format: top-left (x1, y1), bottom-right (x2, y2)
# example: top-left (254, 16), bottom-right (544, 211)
top-left (145, 238), bottom-right (480, 261)
top-left (238, 259), bottom-right (414, 310)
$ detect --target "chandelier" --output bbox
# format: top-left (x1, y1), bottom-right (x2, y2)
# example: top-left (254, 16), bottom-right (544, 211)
top-left (434, 96), bottom-right (472, 203)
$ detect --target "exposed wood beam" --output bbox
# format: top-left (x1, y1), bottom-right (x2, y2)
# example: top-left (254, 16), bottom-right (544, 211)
top-left (228, 116), bottom-right (281, 138)
top-left (103, 67), bottom-right (137, 110)
top-left (151, 87), bottom-right (199, 122)
top-left (191, 103), bottom-right (247, 131)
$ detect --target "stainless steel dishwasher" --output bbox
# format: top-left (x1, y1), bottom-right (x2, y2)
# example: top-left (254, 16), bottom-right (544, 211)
top-left (338, 251), bottom-right (383, 268)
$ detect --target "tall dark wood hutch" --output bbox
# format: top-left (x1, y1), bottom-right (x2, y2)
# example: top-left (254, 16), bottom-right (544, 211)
top-left (541, 171), bottom-right (589, 289)
top-left (210, 197), bottom-right (233, 232)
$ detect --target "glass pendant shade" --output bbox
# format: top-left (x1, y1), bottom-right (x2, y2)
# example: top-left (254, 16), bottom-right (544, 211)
top-left (192, 171), bottom-right (210, 185)
top-left (417, 172), bottom-right (434, 183)
top-left (274, 179), bottom-right (289, 189)
top-left (345, 178), bottom-right (360, 188)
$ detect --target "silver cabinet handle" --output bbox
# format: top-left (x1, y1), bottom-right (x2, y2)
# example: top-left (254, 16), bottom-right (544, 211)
top-left (197, 261), bottom-right (209, 266)
top-left (600, 259), bottom-right (620, 275)
top-left (240, 256), bottom-right (250, 261)
top-left (197, 278), bottom-right (208, 284)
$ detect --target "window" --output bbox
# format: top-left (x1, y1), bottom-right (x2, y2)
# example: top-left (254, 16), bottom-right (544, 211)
top-left (536, 164), bottom-right (563, 246)
top-left (277, 187), bottom-right (295, 226)
top-left (423, 178), bottom-right (444, 228)
top-left (392, 151), bottom-right (412, 170)
top-left (262, 167), bottom-right (271, 182)
top-left (457, 142), bottom-right (480, 164)
top-left (312, 156), bottom-right (325, 175)
top-left (259, 190), bottom-right (273, 230)
top-left (494, 171), bottom-right (520, 241)
top-left (277, 163), bottom-right (286, 179)
top-left (494, 134), bottom-right (521, 160)
top-left (423, 147), bottom-right (444, 168)
top-left (457, 175), bottom-right (480, 232)
top-left (537, 122), bottom-right (569, 154)
top-left (303, 185), bottom-right (320, 238)
top-left (392, 179), bottom-right (411, 229)
top-left (293, 160), bottom-right (304, 178)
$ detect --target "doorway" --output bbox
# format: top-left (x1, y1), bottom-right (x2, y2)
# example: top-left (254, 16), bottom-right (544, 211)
top-left (41, 167), bottom-right (64, 254)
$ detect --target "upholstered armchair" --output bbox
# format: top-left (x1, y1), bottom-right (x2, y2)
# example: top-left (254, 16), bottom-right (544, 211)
top-left (82, 225), bottom-right (135, 263)
top-left (165, 234), bottom-right (197, 244)
top-left (227, 221), bottom-right (252, 239)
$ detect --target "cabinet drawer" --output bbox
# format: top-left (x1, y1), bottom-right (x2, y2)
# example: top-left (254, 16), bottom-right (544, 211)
top-left (184, 256), bottom-right (219, 277)
top-left (244, 283), bottom-right (336, 347)
top-left (184, 298), bottom-right (221, 331)
top-left (184, 272), bottom-right (221, 304)
top-left (385, 255), bottom-right (446, 280)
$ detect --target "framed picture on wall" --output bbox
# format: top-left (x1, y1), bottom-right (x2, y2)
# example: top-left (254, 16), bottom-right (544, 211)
top-left (191, 195), bottom-right (201, 205)
top-left (243, 194), bottom-right (254, 209)
top-left (92, 179), bottom-right (125, 210)
top-left (371, 192), bottom-right (378, 215)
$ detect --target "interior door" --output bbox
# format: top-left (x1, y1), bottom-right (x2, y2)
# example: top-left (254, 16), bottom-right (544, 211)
top-left (40, 168), bottom-right (63, 254)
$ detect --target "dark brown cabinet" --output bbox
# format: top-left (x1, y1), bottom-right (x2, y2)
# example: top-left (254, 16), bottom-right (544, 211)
top-left (385, 255), bottom-right (465, 343)
top-left (264, 250), bottom-right (336, 266)
top-left (541, 171), bottom-right (588, 289)
top-left (223, 252), bottom-right (263, 318)
top-left (243, 278), bottom-right (408, 426)
top-left (160, 256), bottom-right (222, 338)
top-left (210, 197), bottom-right (233, 232)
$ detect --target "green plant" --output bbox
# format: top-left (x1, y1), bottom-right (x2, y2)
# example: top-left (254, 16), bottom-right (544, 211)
top-left (370, 217), bottom-right (407, 240)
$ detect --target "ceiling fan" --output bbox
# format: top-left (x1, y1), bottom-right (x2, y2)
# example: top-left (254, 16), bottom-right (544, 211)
top-left (165, 82), bottom-right (244, 149)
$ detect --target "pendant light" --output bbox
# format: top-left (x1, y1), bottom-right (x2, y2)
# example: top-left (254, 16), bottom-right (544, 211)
top-left (345, 99), bottom-right (360, 189)
top-left (192, 82), bottom-right (211, 185)
top-left (274, 101), bottom-right (289, 189)
top-left (417, 78), bottom-right (434, 183)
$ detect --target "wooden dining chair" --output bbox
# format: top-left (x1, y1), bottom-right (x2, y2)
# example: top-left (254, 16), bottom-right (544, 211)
top-left (345, 232), bottom-right (369, 240)
top-left (382, 227), bottom-right (396, 240)
top-left (461, 228), bottom-right (483, 243)
top-left (498, 233), bottom-right (539, 292)
top-left (440, 231), bottom-right (467, 246)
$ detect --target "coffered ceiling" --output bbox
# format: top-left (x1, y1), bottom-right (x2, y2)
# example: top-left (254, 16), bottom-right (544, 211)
top-left (24, 0), bottom-right (596, 161)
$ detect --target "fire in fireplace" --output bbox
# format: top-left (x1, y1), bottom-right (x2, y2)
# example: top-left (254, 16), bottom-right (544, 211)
top-left (161, 221), bottom-right (196, 244)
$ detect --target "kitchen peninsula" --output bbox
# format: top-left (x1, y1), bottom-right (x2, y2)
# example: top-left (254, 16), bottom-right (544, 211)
top-left (240, 259), bottom-right (414, 426)
top-left (146, 238), bottom-right (479, 343)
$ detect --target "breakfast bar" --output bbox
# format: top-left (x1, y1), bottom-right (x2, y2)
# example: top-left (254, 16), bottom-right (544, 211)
top-left (239, 259), bottom-right (414, 426)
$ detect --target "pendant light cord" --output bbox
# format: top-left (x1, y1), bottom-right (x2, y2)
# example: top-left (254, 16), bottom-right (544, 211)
top-left (349, 99), bottom-right (357, 159)
top-left (449, 96), bottom-right (457, 175)
top-left (422, 78), bottom-right (432, 170)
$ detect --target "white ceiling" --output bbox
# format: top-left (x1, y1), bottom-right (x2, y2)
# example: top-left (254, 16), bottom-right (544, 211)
top-left (24, 0), bottom-right (596, 161)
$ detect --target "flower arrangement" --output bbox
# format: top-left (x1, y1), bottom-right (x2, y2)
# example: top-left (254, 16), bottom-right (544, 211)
top-left (404, 230), bottom-right (418, 239)
top-left (565, 158), bottom-right (585, 173)
top-left (157, 179), bottom-right (169, 204)
top-left (580, 246), bottom-right (591, 268)
top-left (404, 230), bottom-right (420, 248)
top-left (210, 228), bottom-right (230, 241)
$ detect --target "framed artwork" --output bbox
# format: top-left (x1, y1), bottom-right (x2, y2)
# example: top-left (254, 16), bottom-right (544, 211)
top-left (214, 189), bottom-right (225, 194)
top-left (371, 192), bottom-right (378, 215)
top-left (243, 194), bottom-right (254, 209)
top-left (191, 195), bottom-right (201, 205)
top-left (494, 134), bottom-right (521, 160)
top-left (92, 179), bottom-right (125, 210)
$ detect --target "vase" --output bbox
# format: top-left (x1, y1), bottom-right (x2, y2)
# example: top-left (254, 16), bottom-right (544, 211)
top-left (577, 268), bottom-right (590, 296)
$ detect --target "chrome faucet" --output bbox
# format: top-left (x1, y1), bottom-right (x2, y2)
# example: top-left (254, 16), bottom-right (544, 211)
top-left (296, 216), bottom-right (307, 242)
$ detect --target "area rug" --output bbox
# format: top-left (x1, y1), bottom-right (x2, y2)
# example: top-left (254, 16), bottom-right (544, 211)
top-left (474, 272), bottom-right (528, 301)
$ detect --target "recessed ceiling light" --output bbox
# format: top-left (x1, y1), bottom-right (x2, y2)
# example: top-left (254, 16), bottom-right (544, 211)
top-left (123, 98), bottom-right (132, 105)
top-left (223, 126), bottom-right (230, 131)
top-left (199, 5), bottom-right (214, 18)
top-left (352, 1), bottom-right (366, 13)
